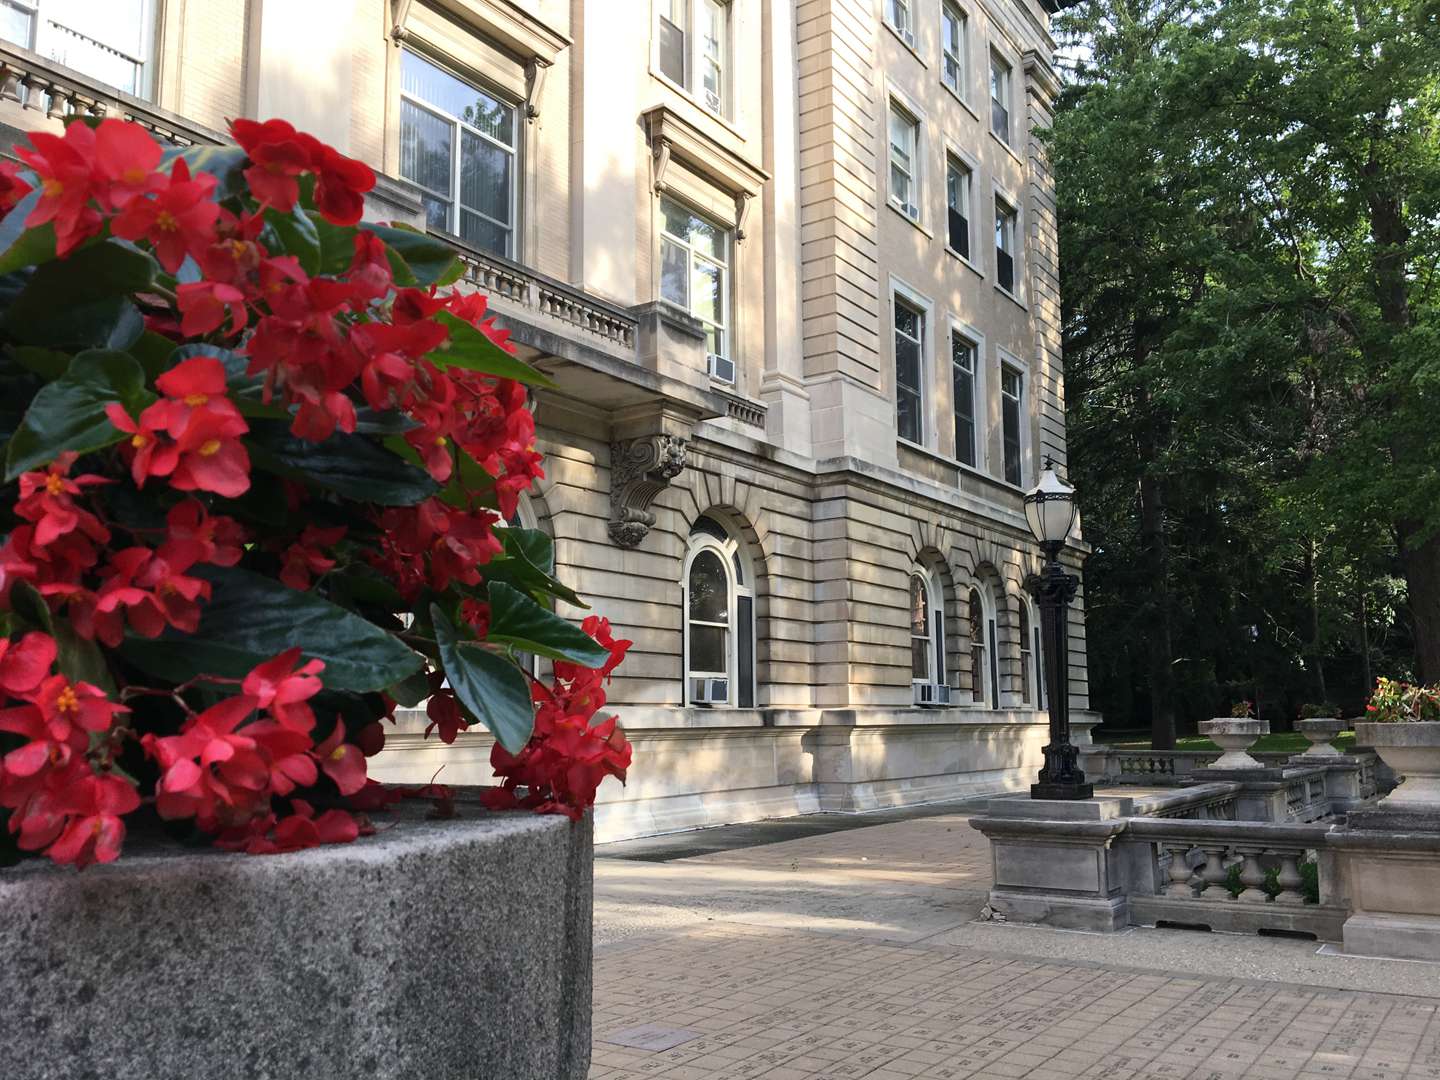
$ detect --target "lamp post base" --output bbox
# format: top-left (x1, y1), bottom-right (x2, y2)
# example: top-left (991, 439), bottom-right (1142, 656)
top-left (1030, 781), bottom-right (1095, 801)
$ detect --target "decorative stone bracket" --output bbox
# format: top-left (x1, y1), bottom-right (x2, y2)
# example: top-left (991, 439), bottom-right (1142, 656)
top-left (608, 435), bottom-right (687, 547)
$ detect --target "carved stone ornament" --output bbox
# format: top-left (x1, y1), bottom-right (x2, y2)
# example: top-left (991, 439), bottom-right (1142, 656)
top-left (608, 435), bottom-right (687, 547)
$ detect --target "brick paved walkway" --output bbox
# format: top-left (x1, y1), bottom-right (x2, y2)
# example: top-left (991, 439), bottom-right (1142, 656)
top-left (591, 807), bottom-right (1440, 1080)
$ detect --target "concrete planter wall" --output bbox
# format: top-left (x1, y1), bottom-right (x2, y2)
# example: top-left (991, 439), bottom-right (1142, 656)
top-left (0, 806), bottom-right (592, 1080)
top-left (1296, 718), bottom-right (1346, 758)
top-left (1354, 721), bottom-right (1440, 810)
top-left (1197, 718), bottom-right (1270, 770)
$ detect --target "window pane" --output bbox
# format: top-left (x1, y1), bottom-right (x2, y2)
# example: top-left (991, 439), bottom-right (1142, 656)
top-left (460, 130), bottom-right (512, 228)
top-left (894, 302), bottom-right (920, 343)
top-left (689, 216), bottom-right (725, 263)
top-left (895, 331), bottom-right (920, 393)
top-left (661, 198), bottom-right (694, 240)
top-left (661, 238), bottom-right (689, 307)
top-left (953, 337), bottom-right (975, 467)
top-left (0, 2), bottom-right (33, 48)
top-left (912, 637), bottom-right (931, 681)
top-left (948, 167), bottom-right (970, 257)
top-left (698, 0), bottom-right (724, 112)
top-left (689, 624), bottom-right (727, 674)
top-left (1002, 380), bottom-right (1022, 486)
top-left (400, 100), bottom-right (453, 198)
top-left (459, 210), bottom-right (509, 256)
top-left (403, 51), bottom-right (514, 147)
top-left (910, 576), bottom-right (929, 636)
top-left (997, 249), bottom-right (1014, 293)
top-left (737, 594), bottom-right (754, 707)
top-left (44, 22), bottom-right (141, 94)
top-left (689, 551), bottom-right (729, 623)
top-left (658, 13), bottom-right (686, 85)
top-left (692, 257), bottom-right (721, 326)
top-left (419, 193), bottom-right (450, 233)
top-left (704, 324), bottom-right (725, 360)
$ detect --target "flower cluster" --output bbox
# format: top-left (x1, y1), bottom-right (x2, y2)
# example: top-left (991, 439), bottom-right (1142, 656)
top-left (1365, 678), bottom-right (1440, 724)
top-left (0, 116), bottom-right (628, 869)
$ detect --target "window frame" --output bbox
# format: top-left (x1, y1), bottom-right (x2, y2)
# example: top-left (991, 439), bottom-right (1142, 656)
top-left (965, 584), bottom-right (992, 708)
top-left (993, 192), bottom-right (1019, 298)
top-left (950, 329), bottom-right (979, 469)
top-left (682, 518), bottom-right (755, 708)
top-left (658, 193), bottom-right (733, 368)
top-left (892, 286), bottom-right (927, 447)
top-left (989, 49), bottom-right (1012, 144)
top-left (3, 0), bottom-right (157, 99)
top-left (887, 99), bottom-right (921, 222)
top-left (398, 46), bottom-right (521, 260)
top-left (1020, 594), bottom-right (1046, 709)
top-left (886, 0), bottom-right (915, 47)
top-left (945, 153), bottom-right (972, 261)
top-left (999, 356), bottom-right (1025, 488)
top-left (940, 2), bottom-right (969, 100)
top-left (909, 570), bottom-right (946, 687)
top-left (653, 0), bottom-right (732, 120)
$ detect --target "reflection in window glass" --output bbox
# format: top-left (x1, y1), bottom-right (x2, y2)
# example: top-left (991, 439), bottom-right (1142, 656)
top-left (894, 299), bottom-right (923, 443)
top-left (659, 197), bottom-right (731, 368)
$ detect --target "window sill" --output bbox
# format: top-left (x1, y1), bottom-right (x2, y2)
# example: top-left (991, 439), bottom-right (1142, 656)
top-left (883, 21), bottom-right (927, 66)
top-left (899, 437), bottom-right (971, 472)
top-left (887, 200), bottom-right (933, 238)
top-left (945, 246), bottom-right (985, 278)
top-left (647, 66), bottom-right (746, 142)
top-left (988, 128), bottom-right (1026, 167)
top-left (941, 80), bottom-right (980, 123)
top-left (994, 282), bottom-right (1028, 312)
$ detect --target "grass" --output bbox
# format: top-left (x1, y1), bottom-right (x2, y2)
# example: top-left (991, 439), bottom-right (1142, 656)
top-left (1100, 731), bottom-right (1357, 754)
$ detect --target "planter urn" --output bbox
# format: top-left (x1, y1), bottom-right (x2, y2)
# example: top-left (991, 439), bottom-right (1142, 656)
top-left (1198, 718), bottom-right (1270, 770)
top-left (1296, 718), bottom-right (1347, 758)
top-left (1354, 722), bottom-right (1440, 811)
top-left (0, 805), bottom-right (594, 1080)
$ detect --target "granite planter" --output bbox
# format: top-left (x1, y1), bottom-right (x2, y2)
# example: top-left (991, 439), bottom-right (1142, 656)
top-left (1354, 721), bottom-right (1440, 810)
top-left (1296, 718), bottom-right (1347, 758)
top-left (1198, 718), bottom-right (1270, 770)
top-left (0, 805), bottom-right (593, 1080)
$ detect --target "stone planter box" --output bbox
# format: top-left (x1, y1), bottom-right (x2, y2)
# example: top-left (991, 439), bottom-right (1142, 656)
top-left (0, 804), bottom-right (593, 1080)
top-left (1354, 721), bottom-right (1440, 810)
top-left (1296, 718), bottom-right (1346, 758)
top-left (1198, 718), bottom-right (1270, 770)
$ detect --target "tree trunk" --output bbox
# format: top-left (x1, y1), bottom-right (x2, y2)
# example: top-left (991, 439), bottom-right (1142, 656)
top-left (1138, 460), bottom-right (1177, 749)
top-left (1306, 542), bottom-right (1328, 702)
top-left (1359, 588), bottom-right (1373, 697)
top-left (1398, 523), bottom-right (1440, 685)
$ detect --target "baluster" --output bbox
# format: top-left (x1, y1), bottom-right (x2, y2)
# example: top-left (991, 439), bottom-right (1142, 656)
top-left (1235, 846), bottom-right (1268, 903)
top-left (1198, 846), bottom-right (1228, 897)
top-left (1164, 844), bottom-right (1197, 898)
top-left (0, 65), bottom-right (22, 103)
top-left (45, 87), bottom-right (68, 120)
top-left (1273, 853), bottom-right (1305, 904)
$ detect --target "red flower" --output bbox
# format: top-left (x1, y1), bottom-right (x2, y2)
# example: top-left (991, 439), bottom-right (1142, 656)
top-left (154, 355), bottom-right (244, 434)
top-left (0, 702), bottom-right (85, 777)
top-left (0, 160), bottom-right (33, 213)
top-left (16, 122), bottom-right (102, 256)
top-left (147, 696), bottom-right (266, 827)
top-left (43, 772), bottom-right (141, 868)
top-left (313, 720), bottom-right (368, 796)
top-left (242, 648), bottom-right (325, 732)
top-left (15, 452), bottom-right (110, 548)
top-left (168, 407), bottom-right (251, 498)
top-left (312, 145), bottom-right (375, 226)
top-left (159, 500), bottom-right (246, 568)
top-left (132, 549), bottom-right (213, 634)
top-left (110, 157), bottom-right (219, 273)
top-left (92, 117), bottom-right (163, 209)
top-left (0, 631), bottom-right (56, 698)
top-left (177, 280), bottom-right (248, 337)
top-left (424, 689), bottom-right (469, 745)
top-left (230, 118), bottom-right (314, 212)
top-left (279, 524), bottom-right (346, 591)
top-left (105, 400), bottom-right (180, 489)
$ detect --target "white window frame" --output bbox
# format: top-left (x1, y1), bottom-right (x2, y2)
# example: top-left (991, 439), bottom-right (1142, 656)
top-left (909, 569), bottom-right (944, 687)
top-left (890, 276), bottom-right (934, 449)
top-left (964, 582), bottom-right (994, 708)
top-left (1020, 594), bottom-right (1045, 709)
top-left (941, 2), bottom-right (969, 100)
top-left (887, 99), bottom-right (921, 222)
top-left (654, 0), bottom-right (731, 119)
top-left (950, 328), bottom-right (980, 470)
top-left (4, 0), bottom-right (157, 99)
top-left (886, 0), bottom-right (915, 47)
top-left (399, 48), bottom-right (521, 259)
top-left (998, 350), bottom-right (1027, 488)
top-left (658, 194), bottom-right (733, 371)
top-left (945, 153), bottom-right (973, 261)
top-left (993, 188), bottom-right (1021, 300)
top-left (990, 49), bottom-right (1013, 144)
top-left (682, 520), bottom-right (755, 708)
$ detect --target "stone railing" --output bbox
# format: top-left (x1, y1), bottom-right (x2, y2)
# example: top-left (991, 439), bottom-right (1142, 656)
top-left (1124, 817), bottom-right (1347, 940)
top-left (0, 43), bottom-right (222, 146)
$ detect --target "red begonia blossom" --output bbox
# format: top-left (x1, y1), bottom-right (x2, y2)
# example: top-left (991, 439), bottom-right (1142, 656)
top-left (313, 721), bottom-right (367, 796)
top-left (167, 408), bottom-right (252, 498)
top-left (14, 453), bottom-right (110, 548)
top-left (0, 159), bottom-right (33, 212)
top-left (242, 648), bottom-right (325, 732)
top-left (106, 400), bottom-right (181, 489)
top-left (43, 771), bottom-right (142, 868)
top-left (16, 121), bottom-right (102, 255)
top-left (279, 524), bottom-right (346, 591)
top-left (109, 157), bottom-right (218, 272)
top-left (0, 631), bottom-right (57, 698)
top-left (159, 500), bottom-right (246, 569)
top-left (177, 280), bottom-right (248, 338)
top-left (92, 117), bottom-right (163, 208)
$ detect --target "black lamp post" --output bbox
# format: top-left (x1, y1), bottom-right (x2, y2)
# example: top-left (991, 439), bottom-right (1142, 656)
top-left (1024, 458), bottom-right (1093, 800)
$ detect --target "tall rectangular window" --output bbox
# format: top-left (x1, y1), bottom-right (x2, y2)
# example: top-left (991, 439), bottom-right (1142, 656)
top-left (995, 197), bottom-right (1017, 294)
top-left (0, 0), bottom-right (154, 97)
top-left (952, 333), bottom-right (977, 467)
top-left (946, 157), bottom-right (971, 259)
top-left (887, 0), bottom-right (914, 46)
top-left (888, 103), bottom-right (920, 221)
top-left (660, 197), bottom-right (732, 374)
top-left (894, 297), bottom-right (923, 443)
top-left (941, 3), bottom-right (967, 97)
top-left (1001, 364), bottom-right (1023, 486)
top-left (990, 52), bottom-right (1012, 143)
top-left (400, 50), bottom-right (519, 258)
top-left (656, 0), bottom-right (728, 116)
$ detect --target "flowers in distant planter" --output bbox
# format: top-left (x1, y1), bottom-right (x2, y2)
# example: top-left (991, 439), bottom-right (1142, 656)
top-left (0, 116), bottom-right (629, 869)
top-left (1230, 700), bottom-right (1255, 719)
top-left (1365, 678), bottom-right (1440, 724)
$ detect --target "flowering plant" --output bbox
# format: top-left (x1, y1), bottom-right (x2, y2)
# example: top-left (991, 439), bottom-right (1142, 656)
top-left (1229, 700), bottom-right (1255, 719)
top-left (0, 117), bottom-right (630, 869)
top-left (1365, 678), bottom-right (1440, 724)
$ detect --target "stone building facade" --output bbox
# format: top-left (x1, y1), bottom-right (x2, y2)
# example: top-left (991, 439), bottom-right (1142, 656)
top-left (0, 0), bottom-right (1093, 841)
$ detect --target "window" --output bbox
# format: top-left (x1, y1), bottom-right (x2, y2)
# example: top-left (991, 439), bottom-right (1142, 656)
top-left (1001, 364), bottom-right (1023, 486)
top-left (1018, 603), bottom-right (1033, 705)
top-left (656, 0), bottom-right (728, 115)
top-left (990, 52), bottom-right (1012, 143)
top-left (995, 197), bottom-right (1017, 294)
top-left (1027, 599), bottom-right (1046, 708)
top-left (952, 332), bottom-right (977, 467)
top-left (887, 0), bottom-right (914, 46)
top-left (400, 49), bottom-right (519, 258)
top-left (946, 157), bottom-right (971, 259)
top-left (0, 0), bottom-right (154, 97)
top-left (967, 587), bottom-right (987, 705)
top-left (888, 103), bottom-right (920, 221)
top-left (894, 297), bottom-right (923, 443)
top-left (684, 517), bottom-right (755, 707)
top-left (941, 3), bottom-right (968, 97)
top-left (659, 197), bottom-right (731, 376)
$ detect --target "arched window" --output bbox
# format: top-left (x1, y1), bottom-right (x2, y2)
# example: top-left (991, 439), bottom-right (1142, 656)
top-left (909, 571), bottom-right (943, 685)
top-left (683, 516), bottom-right (755, 706)
top-left (967, 586), bottom-right (997, 707)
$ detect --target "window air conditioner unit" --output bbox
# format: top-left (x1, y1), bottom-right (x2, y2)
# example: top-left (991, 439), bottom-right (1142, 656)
top-left (707, 353), bottom-right (736, 385)
top-left (692, 677), bottom-right (729, 705)
top-left (913, 683), bottom-right (952, 707)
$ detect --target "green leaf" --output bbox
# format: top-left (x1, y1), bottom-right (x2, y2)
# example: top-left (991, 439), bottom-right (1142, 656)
top-left (248, 422), bottom-right (439, 506)
top-left (10, 346), bottom-right (70, 379)
top-left (1, 240), bottom-right (153, 349)
top-left (485, 529), bottom-right (586, 608)
top-left (306, 211), bottom-right (357, 276)
top-left (260, 205), bottom-right (321, 277)
top-left (432, 311), bottom-right (553, 387)
top-left (431, 603), bottom-right (533, 753)
top-left (503, 527), bottom-right (554, 575)
top-left (387, 666), bottom-right (433, 708)
top-left (362, 222), bottom-right (464, 287)
top-left (162, 144), bottom-right (249, 201)
top-left (7, 581), bottom-right (114, 694)
top-left (129, 331), bottom-right (178, 383)
top-left (120, 566), bottom-right (424, 693)
top-left (486, 582), bottom-right (608, 666)
top-left (0, 189), bottom-right (56, 275)
top-left (4, 349), bottom-right (152, 480)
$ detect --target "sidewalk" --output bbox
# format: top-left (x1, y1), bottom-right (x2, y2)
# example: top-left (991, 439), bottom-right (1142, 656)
top-left (590, 803), bottom-right (1440, 1079)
